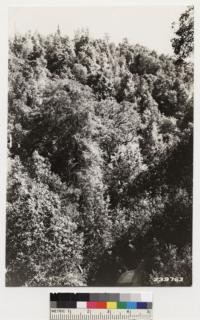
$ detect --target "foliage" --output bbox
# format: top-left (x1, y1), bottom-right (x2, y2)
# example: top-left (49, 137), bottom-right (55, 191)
top-left (171, 6), bottom-right (194, 62)
top-left (7, 9), bottom-right (193, 286)
top-left (6, 155), bottom-right (85, 286)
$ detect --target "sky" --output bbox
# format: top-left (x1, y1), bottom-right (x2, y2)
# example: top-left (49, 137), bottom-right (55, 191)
top-left (8, 6), bottom-right (188, 55)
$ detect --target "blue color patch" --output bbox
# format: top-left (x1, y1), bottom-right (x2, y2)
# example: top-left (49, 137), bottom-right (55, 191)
top-left (137, 302), bottom-right (148, 309)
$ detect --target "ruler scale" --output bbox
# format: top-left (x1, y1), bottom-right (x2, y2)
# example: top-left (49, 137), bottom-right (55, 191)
top-left (50, 309), bottom-right (152, 320)
top-left (50, 293), bottom-right (153, 320)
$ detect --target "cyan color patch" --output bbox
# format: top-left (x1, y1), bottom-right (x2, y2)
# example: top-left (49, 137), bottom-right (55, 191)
top-left (127, 302), bottom-right (137, 309)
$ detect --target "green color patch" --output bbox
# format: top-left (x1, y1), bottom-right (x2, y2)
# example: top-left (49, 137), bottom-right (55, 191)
top-left (117, 302), bottom-right (127, 309)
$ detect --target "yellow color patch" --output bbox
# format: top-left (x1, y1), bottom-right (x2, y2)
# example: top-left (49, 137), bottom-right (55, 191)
top-left (107, 302), bottom-right (117, 309)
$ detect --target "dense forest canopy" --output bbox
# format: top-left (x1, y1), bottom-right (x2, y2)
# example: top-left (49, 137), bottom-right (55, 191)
top-left (6, 6), bottom-right (193, 286)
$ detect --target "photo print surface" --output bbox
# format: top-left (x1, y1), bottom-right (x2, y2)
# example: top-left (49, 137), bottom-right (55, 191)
top-left (6, 5), bottom-right (193, 286)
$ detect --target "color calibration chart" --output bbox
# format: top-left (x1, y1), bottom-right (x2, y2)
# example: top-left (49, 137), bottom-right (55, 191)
top-left (50, 292), bottom-right (153, 320)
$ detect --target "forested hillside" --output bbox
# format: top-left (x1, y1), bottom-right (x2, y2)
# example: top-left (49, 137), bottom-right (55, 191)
top-left (6, 7), bottom-right (193, 286)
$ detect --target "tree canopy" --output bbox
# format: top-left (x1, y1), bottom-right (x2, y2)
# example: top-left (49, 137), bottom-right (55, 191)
top-left (7, 8), bottom-right (193, 286)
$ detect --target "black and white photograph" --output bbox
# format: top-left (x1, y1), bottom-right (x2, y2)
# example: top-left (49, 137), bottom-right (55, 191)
top-left (6, 5), bottom-right (194, 287)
